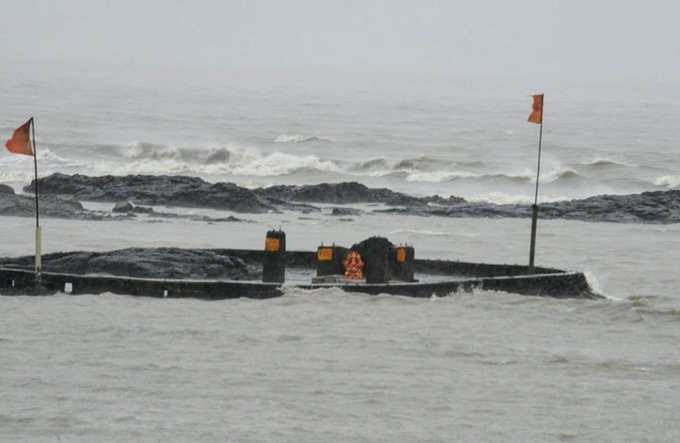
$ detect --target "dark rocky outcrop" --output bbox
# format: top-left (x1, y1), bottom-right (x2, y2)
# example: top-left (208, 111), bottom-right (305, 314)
top-left (0, 188), bottom-right (249, 223)
top-left (27, 174), bottom-right (464, 213)
top-left (110, 200), bottom-right (248, 222)
top-left (0, 186), bottom-right (104, 220)
top-left (19, 173), bottom-right (680, 224)
top-left (0, 184), bottom-right (14, 194)
top-left (350, 236), bottom-right (395, 283)
top-left (112, 200), bottom-right (154, 214)
top-left (254, 181), bottom-right (464, 206)
top-left (376, 190), bottom-right (680, 224)
top-left (28, 173), bottom-right (274, 213)
top-left (0, 248), bottom-right (259, 280)
top-left (330, 207), bottom-right (365, 216)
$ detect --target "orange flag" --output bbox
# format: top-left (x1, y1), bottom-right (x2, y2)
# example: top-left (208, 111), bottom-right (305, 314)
top-left (528, 94), bottom-right (544, 124)
top-left (5, 118), bottom-right (34, 156)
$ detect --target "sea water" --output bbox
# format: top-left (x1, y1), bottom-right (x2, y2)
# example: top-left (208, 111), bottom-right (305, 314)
top-left (1, 67), bottom-right (679, 441)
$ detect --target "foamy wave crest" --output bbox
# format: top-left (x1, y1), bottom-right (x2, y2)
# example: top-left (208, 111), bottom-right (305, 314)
top-left (584, 271), bottom-right (608, 299)
top-left (229, 152), bottom-right (341, 176)
top-left (654, 175), bottom-right (680, 188)
top-left (541, 167), bottom-right (582, 184)
top-left (393, 156), bottom-right (444, 171)
top-left (404, 170), bottom-right (480, 182)
top-left (108, 141), bottom-right (341, 177)
top-left (466, 192), bottom-right (572, 205)
top-left (397, 167), bottom-right (582, 185)
top-left (350, 156), bottom-right (456, 180)
top-left (274, 134), bottom-right (334, 143)
top-left (349, 158), bottom-right (390, 172)
top-left (579, 157), bottom-right (637, 168)
top-left (37, 147), bottom-right (68, 162)
top-left (125, 142), bottom-right (237, 164)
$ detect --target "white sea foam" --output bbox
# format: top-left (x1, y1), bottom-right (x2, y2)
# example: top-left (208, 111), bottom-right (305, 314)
top-left (654, 175), bottom-right (680, 188)
top-left (579, 157), bottom-right (637, 168)
top-left (37, 147), bottom-right (68, 162)
top-left (404, 170), bottom-right (480, 182)
top-left (99, 141), bottom-right (342, 177)
top-left (584, 271), bottom-right (609, 299)
top-left (466, 192), bottom-right (572, 205)
top-left (229, 151), bottom-right (341, 176)
top-left (274, 134), bottom-right (335, 143)
top-left (540, 167), bottom-right (582, 184)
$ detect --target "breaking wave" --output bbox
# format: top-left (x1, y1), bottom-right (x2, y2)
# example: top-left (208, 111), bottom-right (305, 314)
top-left (654, 175), bottom-right (680, 188)
top-left (36, 147), bottom-right (69, 163)
top-left (349, 158), bottom-right (390, 172)
top-left (578, 157), bottom-right (637, 169)
top-left (395, 167), bottom-right (583, 185)
top-left (274, 134), bottom-right (335, 143)
top-left (101, 141), bottom-right (342, 177)
top-left (125, 142), bottom-right (235, 164)
top-left (114, 144), bottom-right (590, 190)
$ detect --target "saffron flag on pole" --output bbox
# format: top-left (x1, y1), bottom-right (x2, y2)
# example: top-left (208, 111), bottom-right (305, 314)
top-left (528, 94), bottom-right (544, 124)
top-left (5, 118), bottom-right (34, 156)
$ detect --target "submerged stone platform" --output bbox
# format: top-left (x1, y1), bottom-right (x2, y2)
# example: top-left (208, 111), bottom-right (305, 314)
top-left (0, 248), bottom-right (601, 300)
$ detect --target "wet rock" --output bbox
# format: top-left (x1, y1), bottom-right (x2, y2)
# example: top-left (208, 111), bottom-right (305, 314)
top-left (28, 173), bottom-right (274, 213)
top-left (0, 248), bottom-right (259, 280)
top-left (0, 191), bottom-right (97, 219)
top-left (112, 201), bottom-right (154, 214)
top-left (351, 237), bottom-right (395, 283)
top-left (27, 174), bottom-right (465, 216)
top-left (0, 184), bottom-right (14, 194)
top-left (255, 182), bottom-right (430, 206)
top-left (21, 173), bottom-right (680, 224)
top-left (330, 207), bottom-right (365, 216)
top-left (375, 190), bottom-right (680, 224)
top-left (112, 201), bottom-right (134, 213)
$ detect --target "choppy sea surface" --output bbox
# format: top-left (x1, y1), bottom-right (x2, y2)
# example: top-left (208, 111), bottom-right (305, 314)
top-left (1, 68), bottom-right (679, 441)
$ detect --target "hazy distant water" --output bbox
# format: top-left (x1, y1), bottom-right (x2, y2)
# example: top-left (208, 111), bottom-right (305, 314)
top-left (2, 71), bottom-right (680, 203)
top-left (1, 71), bottom-right (680, 441)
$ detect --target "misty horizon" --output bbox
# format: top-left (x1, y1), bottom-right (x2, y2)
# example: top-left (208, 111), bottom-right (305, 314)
top-left (2, 0), bottom-right (679, 86)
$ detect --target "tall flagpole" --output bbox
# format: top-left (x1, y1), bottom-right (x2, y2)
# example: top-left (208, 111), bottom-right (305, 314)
top-left (30, 117), bottom-right (42, 282)
top-left (528, 107), bottom-right (543, 269)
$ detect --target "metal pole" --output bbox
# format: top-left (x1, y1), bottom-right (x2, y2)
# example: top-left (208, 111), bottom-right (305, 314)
top-left (529, 121), bottom-right (543, 269)
top-left (31, 118), bottom-right (42, 282)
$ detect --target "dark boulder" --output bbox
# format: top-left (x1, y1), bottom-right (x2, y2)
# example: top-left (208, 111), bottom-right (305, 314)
top-left (330, 207), bottom-right (365, 216)
top-left (112, 201), bottom-right (135, 213)
top-left (112, 200), bottom-right (154, 214)
top-left (255, 182), bottom-right (434, 206)
top-left (27, 173), bottom-right (274, 213)
top-left (0, 248), bottom-right (259, 280)
top-left (0, 190), bottom-right (90, 219)
top-left (351, 237), bottom-right (395, 284)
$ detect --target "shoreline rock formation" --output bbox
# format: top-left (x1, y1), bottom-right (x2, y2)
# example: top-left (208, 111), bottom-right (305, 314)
top-left (377, 190), bottom-right (680, 224)
top-left (0, 248), bottom-right (259, 280)
top-left (10, 172), bottom-right (680, 224)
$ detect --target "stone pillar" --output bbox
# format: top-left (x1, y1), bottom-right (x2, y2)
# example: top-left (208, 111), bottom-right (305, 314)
top-left (351, 237), bottom-right (391, 284)
top-left (316, 245), bottom-right (348, 276)
top-left (262, 230), bottom-right (286, 283)
top-left (393, 246), bottom-right (415, 282)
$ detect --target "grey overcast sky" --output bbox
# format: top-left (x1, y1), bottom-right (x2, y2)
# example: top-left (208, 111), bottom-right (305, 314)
top-left (1, 0), bottom-right (678, 81)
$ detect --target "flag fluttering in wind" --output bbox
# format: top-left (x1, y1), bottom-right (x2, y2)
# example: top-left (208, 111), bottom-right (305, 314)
top-left (528, 94), bottom-right (544, 124)
top-left (5, 118), bottom-right (34, 156)
top-left (3, 116), bottom-right (42, 281)
top-left (527, 93), bottom-right (545, 269)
